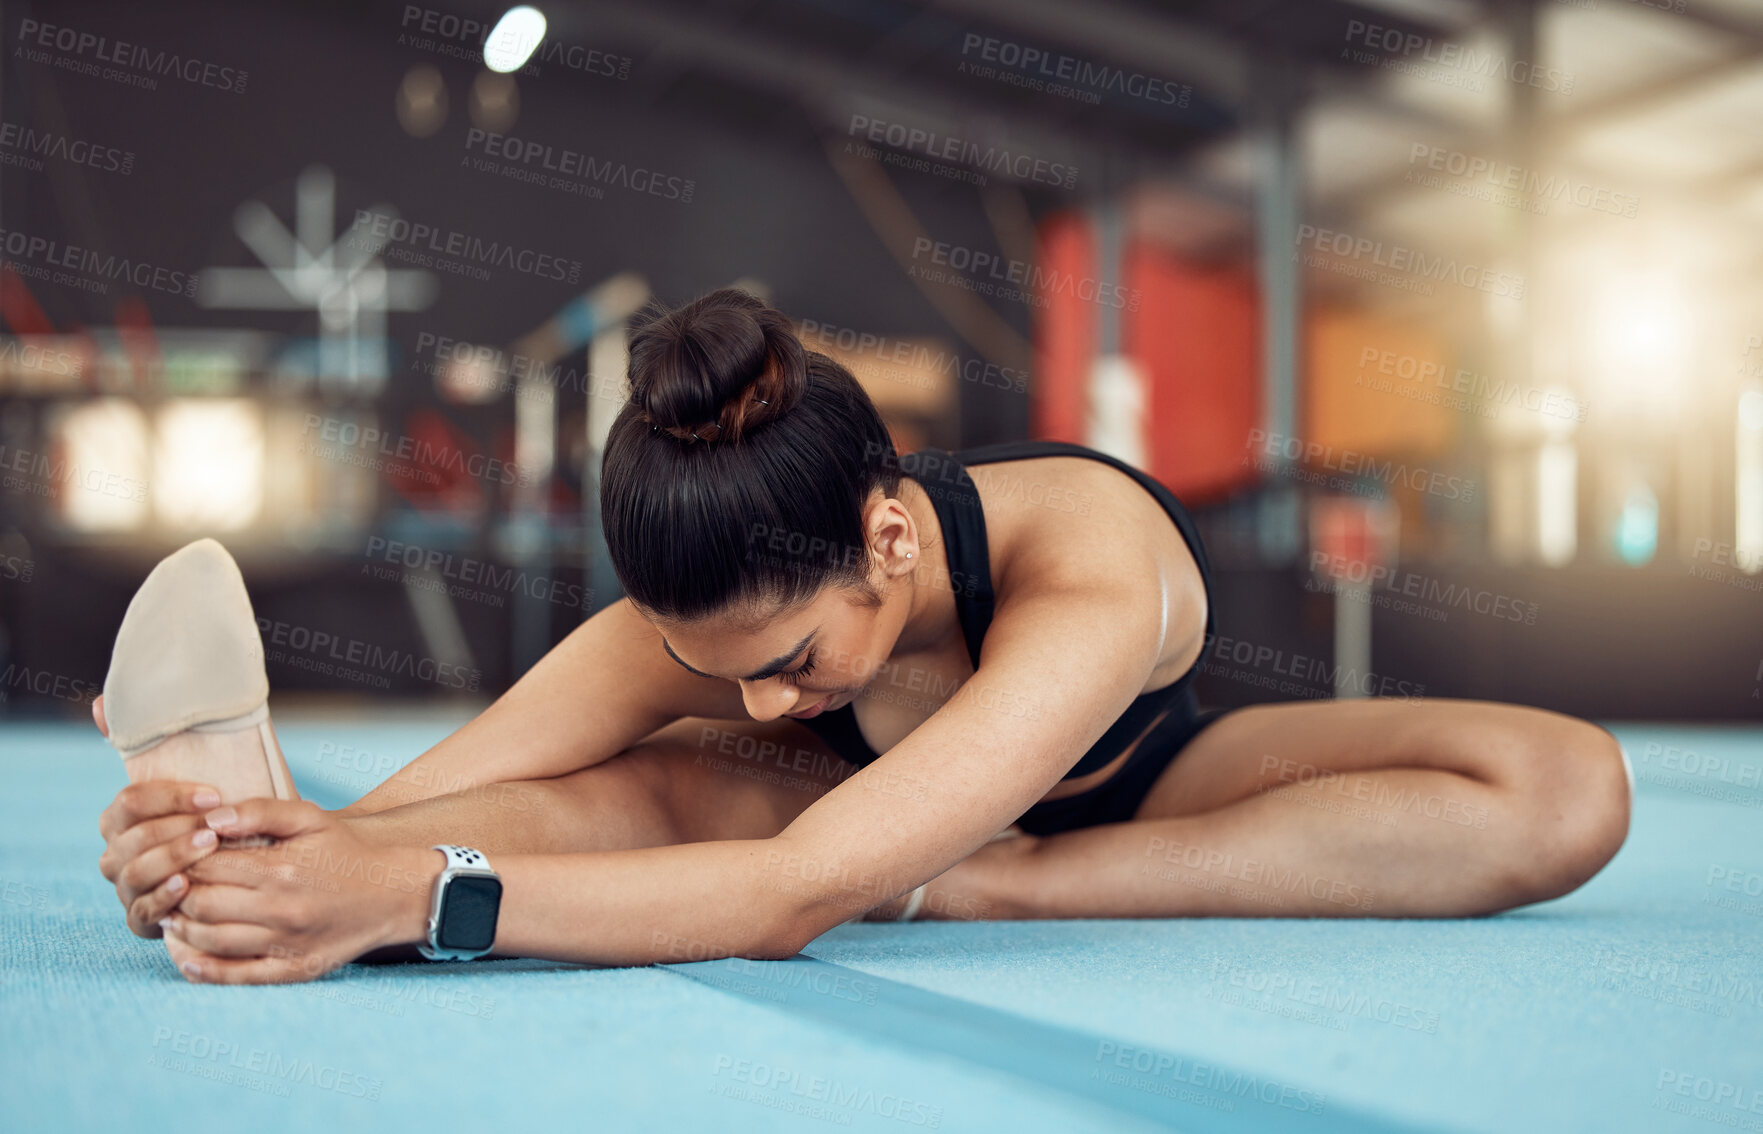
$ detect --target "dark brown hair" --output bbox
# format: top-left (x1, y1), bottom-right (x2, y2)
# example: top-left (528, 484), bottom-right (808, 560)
top-left (601, 288), bottom-right (903, 623)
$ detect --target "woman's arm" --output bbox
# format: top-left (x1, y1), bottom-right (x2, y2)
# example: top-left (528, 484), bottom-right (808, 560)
top-left (169, 577), bottom-right (1173, 981)
top-left (166, 528), bottom-right (1200, 981)
top-left (384, 578), bottom-right (1173, 965)
top-left (338, 598), bottom-right (747, 817)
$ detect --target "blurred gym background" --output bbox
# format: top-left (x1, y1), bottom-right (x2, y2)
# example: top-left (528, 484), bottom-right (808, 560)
top-left (1, 0), bottom-right (1758, 725)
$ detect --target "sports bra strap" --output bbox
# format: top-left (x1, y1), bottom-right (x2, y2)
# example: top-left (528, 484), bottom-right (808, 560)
top-left (898, 448), bottom-right (994, 671)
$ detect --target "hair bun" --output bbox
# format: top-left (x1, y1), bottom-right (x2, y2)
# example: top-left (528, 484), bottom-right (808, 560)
top-left (627, 287), bottom-right (808, 444)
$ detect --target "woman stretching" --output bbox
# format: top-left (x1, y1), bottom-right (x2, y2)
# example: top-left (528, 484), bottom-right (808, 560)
top-left (93, 288), bottom-right (1632, 984)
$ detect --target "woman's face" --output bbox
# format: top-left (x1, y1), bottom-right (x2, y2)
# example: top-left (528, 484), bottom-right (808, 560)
top-left (651, 485), bottom-right (926, 721)
top-left (648, 483), bottom-right (923, 723)
top-left (655, 582), bottom-right (906, 722)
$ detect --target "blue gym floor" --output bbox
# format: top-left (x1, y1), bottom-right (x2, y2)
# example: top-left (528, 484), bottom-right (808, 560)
top-left (5, 713), bottom-right (1761, 1133)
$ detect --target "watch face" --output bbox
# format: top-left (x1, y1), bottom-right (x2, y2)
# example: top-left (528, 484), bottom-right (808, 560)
top-left (437, 874), bottom-right (502, 952)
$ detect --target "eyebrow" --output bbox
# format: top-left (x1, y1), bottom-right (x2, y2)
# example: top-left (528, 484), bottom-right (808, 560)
top-left (661, 629), bottom-right (818, 683)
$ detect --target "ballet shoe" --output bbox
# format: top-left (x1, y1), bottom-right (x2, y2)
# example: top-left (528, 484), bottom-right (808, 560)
top-left (103, 539), bottom-right (298, 840)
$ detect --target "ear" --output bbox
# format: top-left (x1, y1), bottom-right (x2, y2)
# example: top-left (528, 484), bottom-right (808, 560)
top-left (865, 493), bottom-right (919, 578)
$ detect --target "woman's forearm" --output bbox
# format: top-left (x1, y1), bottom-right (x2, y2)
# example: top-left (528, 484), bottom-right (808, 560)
top-left (374, 837), bottom-right (839, 967)
top-left (339, 694), bottom-right (632, 818)
top-left (337, 603), bottom-right (727, 818)
top-left (332, 702), bottom-right (599, 820)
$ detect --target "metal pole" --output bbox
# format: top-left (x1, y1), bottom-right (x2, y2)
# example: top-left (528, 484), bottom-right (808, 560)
top-left (1253, 59), bottom-right (1304, 566)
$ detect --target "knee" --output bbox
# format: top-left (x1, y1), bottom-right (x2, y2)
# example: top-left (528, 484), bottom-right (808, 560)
top-left (1511, 721), bottom-right (1631, 903)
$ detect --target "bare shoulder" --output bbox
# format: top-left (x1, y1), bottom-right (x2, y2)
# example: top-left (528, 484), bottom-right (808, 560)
top-left (968, 455), bottom-right (1209, 685)
top-left (967, 454), bottom-right (1186, 587)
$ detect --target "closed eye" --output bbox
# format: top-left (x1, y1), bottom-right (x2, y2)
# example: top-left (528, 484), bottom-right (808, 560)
top-left (778, 651), bottom-right (818, 685)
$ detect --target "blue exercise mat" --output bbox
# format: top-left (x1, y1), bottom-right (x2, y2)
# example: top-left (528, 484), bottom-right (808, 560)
top-left (4, 716), bottom-right (1760, 1133)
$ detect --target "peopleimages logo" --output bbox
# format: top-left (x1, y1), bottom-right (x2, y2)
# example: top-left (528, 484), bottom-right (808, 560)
top-left (1200, 630), bottom-right (1426, 702)
top-left (909, 237), bottom-right (1140, 311)
top-left (0, 122), bottom-right (134, 174)
top-left (1406, 144), bottom-right (1639, 219)
top-left (0, 442), bottom-right (147, 502)
top-left (1654, 1069), bottom-right (1763, 1120)
top-left (1342, 19), bottom-right (1574, 94)
top-left (1306, 552), bottom-right (1540, 626)
top-left (149, 1028), bottom-right (381, 1099)
top-left (1294, 224), bottom-right (1524, 299)
top-left (1092, 1041), bottom-right (1327, 1114)
top-left (1356, 346), bottom-right (1588, 423)
top-left (1206, 961), bottom-right (1442, 1033)
top-left (957, 33), bottom-right (1192, 108)
top-left (349, 209), bottom-right (582, 284)
top-left (797, 318), bottom-right (1029, 394)
top-left (256, 617), bottom-right (481, 692)
top-left (16, 19), bottom-right (248, 93)
top-left (362, 535), bottom-right (591, 611)
top-left (1244, 429), bottom-right (1475, 502)
top-left (846, 115), bottom-right (1078, 189)
top-left (710, 1055), bottom-right (945, 1128)
top-left (410, 333), bottom-right (624, 405)
top-left (299, 414), bottom-right (535, 488)
top-left (0, 338), bottom-right (83, 377)
top-left (0, 228), bottom-right (196, 297)
top-left (0, 663), bottom-right (99, 705)
top-left (398, 4), bottom-right (632, 79)
top-left (463, 129), bottom-right (695, 203)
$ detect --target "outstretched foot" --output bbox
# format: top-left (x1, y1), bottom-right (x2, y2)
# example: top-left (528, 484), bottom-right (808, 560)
top-left (101, 539), bottom-right (299, 826)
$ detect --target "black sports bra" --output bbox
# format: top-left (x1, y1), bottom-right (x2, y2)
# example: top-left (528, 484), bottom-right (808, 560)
top-left (797, 440), bottom-right (1216, 780)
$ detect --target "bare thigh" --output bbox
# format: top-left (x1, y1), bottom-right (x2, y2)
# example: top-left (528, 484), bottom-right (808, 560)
top-left (1133, 696), bottom-right (1610, 821)
top-left (346, 715), bottom-right (857, 855)
top-left (924, 696), bottom-right (1628, 920)
top-left (546, 714), bottom-right (857, 845)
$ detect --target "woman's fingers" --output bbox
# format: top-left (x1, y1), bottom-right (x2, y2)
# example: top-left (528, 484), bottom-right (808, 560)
top-left (161, 915), bottom-right (281, 959)
top-left (99, 781), bottom-right (221, 842)
top-left (99, 782), bottom-right (224, 934)
top-left (116, 824), bottom-right (219, 895)
top-left (202, 798), bottom-right (328, 842)
top-left (93, 694), bottom-right (108, 737)
top-left (126, 873), bottom-right (191, 939)
top-left (175, 882), bottom-right (287, 928)
top-left (173, 950), bottom-right (322, 985)
top-left (99, 812), bottom-right (207, 884)
top-left (115, 826), bottom-right (219, 930)
top-left (162, 926), bottom-right (336, 985)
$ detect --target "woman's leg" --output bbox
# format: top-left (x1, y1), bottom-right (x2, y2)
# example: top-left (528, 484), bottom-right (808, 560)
top-left (342, 715), bottom-right (854, 856)
top-left (917, 697), bottom-right (1632, 919)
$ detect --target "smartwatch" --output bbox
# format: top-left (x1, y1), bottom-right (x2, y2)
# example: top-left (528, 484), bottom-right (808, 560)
top-left (418, 844), bottom-right (503, 961)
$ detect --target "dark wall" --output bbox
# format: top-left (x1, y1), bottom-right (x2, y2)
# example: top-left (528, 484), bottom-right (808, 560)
top-left (0, 0), bottom-right (1043, 710)
top-left (1195, 566), bottom-right (1763, 723)
top-left (2, 0), bottom-right (1035, 432)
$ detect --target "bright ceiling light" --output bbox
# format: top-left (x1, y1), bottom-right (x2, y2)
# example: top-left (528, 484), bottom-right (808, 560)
top-left (470, 70), bottom-right (520, 132)
top-left (153, 399), bottom-right (263, 531)
top-left (51, 399), bottom-right (150, 532)
top-left (396, 64), bottom-right (448, 137)
top-left (1584, 272), bottom-right (1691, 417)
top-left (1609, 308), bottom-right (1678, 364)
top-left (485, 6), bottom-right (546, 73)
top-left (1740, 389), bottom-right (1763, 433)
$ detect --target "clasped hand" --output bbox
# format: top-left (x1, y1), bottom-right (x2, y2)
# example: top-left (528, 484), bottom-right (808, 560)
top-left (98, 785), bottom-right (434, 984)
